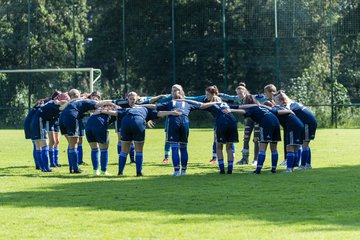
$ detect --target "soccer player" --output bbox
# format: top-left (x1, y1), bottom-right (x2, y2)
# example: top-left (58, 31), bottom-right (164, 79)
top-left (85, 108), bottom-right (117, 176)
top-left (142, 84), bottom-right (201, 176)
top-left (228, 95), bottom-right (292, 174)
top-left (273, 91), bottom-right (317, 170)
top-left (24, 98), bottom-right (48, 169)
top-left (112, 92), bottom-right (166, 164)
top-left (219, 83), bottom-right (260, 166)
top-left (98, 106), bottom-right (182, 176)
top-left (59, 89), bottom-right (116, 174)
top-left (30, 92), bottom-right (70, 172)
top-left (263, 101), bottom-right (304, 172)
top-left (182, 94), bottom-right (239, 174)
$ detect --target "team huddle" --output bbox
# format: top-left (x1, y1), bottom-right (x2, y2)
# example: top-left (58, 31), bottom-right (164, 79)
top-left (24, 83), bottom-right (317, 177)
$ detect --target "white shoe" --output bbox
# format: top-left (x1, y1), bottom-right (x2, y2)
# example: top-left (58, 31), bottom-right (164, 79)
top-left (93, 170), bottom-right (100, 176)
top-left (101, 171), bottom-right (111, 176)
top-left (172, 171), bottom-right (180, 177)
top-left (180, 170), bottom-right (186, 176)
top-left (284, 168), bottom-right (293, 173)
top-left (251, 160), bottom-right (258, 166)
top-left (279, 160), bottom-right (287, 166)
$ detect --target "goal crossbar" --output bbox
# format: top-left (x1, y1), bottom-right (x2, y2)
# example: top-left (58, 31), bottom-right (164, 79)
top-left (0, 68), bottom-right (101, 92)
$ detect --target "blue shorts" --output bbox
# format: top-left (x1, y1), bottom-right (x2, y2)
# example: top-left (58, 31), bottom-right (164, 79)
top-left (166, 120), bottom-right (189, 144)
top-left (215, 121), bottom-right (238, 144)
top-left (30, 116), bottom-right (49, 140)
top-left (49, 120), bottom-right (60, 132)
top-left (304, 123), bottom-right (317, 141)
top-left (259, 124), bottom-right (281, 142)
top-left (59, 115), bottom-right (84, 137)
top-left (120, 115), bottom-right (146, 142)
top-left (86, 126), bottom-right (109, 144)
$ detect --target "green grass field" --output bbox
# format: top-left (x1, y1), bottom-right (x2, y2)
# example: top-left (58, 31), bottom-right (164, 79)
top-left (0, 129), bottom-right (359, 239)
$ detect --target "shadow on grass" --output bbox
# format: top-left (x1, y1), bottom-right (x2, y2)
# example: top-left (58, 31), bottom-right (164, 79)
top-left (1, 165), bottom-right (360, 230)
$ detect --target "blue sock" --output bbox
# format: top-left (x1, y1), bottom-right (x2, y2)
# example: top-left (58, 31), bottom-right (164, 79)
top-left (129, 144), bottom-right (135, 162)
top-left (117, 142), bottom-right (122, 156)
top-left (286, 152), bottom-right (295, 169)
top-left (212, 141), bottom-right (217, 160)
top-left (54, 146), bottom-right (59, 166)
top-left (100, 149), bottom-right (108, 172)
top-left (33, 142), bottom-right (40, 168)
top-left (218, 159), bottom-right (225, 171)
top-left (271, 150), bottom-right (278, 170)
top-left (228, 160), bottom-right (234, 172)
top-left (36, 150), bottom-right (44, 170)
top-left (256, 151), bottom-right (266, 172)
top-left (180, 144), bottom-right (188, 171)
top-left (301, 147), bottom-right (310, 166)
top-left (307, 148), bottom-right (312, 165)
top-left (91, 148), bottom-right (99, 170)
top-left (49, 147), bottom-right (55, 166)
top-left (296, 146), bottom-right (302, 166)
top-left (135, 151), bottom-right (143, 173)
top-left (41, 146), bottom-right (50, 171)
top-left (118, 151), bottom-right (128, 174)
top-left (67, 146), bottom-right (71, 168)
top-left (171, 143), bottom-right (180, 172)
top-left (77, 144), bottom-right (83, 164)
top-left (164, 141), bottom-right (170, 158)
top-left (69, 148), bottom-right (79, 171)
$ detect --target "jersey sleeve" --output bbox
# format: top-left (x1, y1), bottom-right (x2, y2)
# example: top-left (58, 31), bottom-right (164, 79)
top-left (156, 101), bottom-right (171, 111)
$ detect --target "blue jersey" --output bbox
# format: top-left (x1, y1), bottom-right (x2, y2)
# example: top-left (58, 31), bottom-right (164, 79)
top-left (87, 113), bottom-right (116, 128)
top-left (289, 102), bottom-right (317, 125)
top-left (203, 103), bottom-right (237, 126)
top-left (244, 105), bottom-right (279, 126)
top-left (219, 93), bottom-right (269, 105)
top-left (117, 107), bottom-right (159, 122)
top-left (273, 105), bottom-right (304, 129)
top-left (61, 99), bottom-right (97, 119)
top-left (156, 100), bottom-right (199, 123)
top-left (24, 107), bottom-right (39, 139)
top-left (36, 101), bottom-right (61, 123)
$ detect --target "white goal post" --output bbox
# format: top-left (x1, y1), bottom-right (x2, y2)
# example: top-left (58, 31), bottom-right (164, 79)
top-left (0, 68), bottom-right (101, 92)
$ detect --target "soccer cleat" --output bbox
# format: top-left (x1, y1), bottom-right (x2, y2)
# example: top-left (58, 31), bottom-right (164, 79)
top-left (304, 164), bottom-right (312, 170)
top-left (162, 158), bottom-right (169, 164)
top-left (101, 171), bottom-right (112, 176)
top-left (79, 162), bottom-right (88, 166)
top-left (172, 171), bottom-right (180, 177)
top-left (284, 168), bottom-right (293, 173)
top-left (180, 170), bottom-right (186, 176)
top-left (130, 159), bottom-right (136, 164)
top-left (117, 172), bottom-right (123, 176)
top-left (253, 170), bottom-right (261, 175)
top-left (227, 170), bottom-right (232, 174)
top-left (136, 171), bottom-right (143, 177)
top-left (69, 167), bottom-right (74, 174)
top-left (271, 169), bottom-right (276, 174)
top-left (50, 164), bottom-right (57, 168)
top-left (219, 169), bottom-right (226, 174)
top-left (93, 170), bottom-right (100, 176)
top-left (251, 160), bottom-right (258, 166)
top-left (55, 164), bottom-right (62, 167)
top-left (279, 160), bottom-right (287, 167)
top-left (295, 165), bottom-right (306, 170)
top-left (209, 159), bottom-right (217, 164)
top-left (73, 169), bottom-right (84, 174)
top-left (35, 166), bottom-right (41, 170)
top-left (236, 158), bottom-right (248, 165)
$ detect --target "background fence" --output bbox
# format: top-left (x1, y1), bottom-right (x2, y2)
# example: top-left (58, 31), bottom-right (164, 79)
top-left (0, 0), bottom-right (359, 128)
